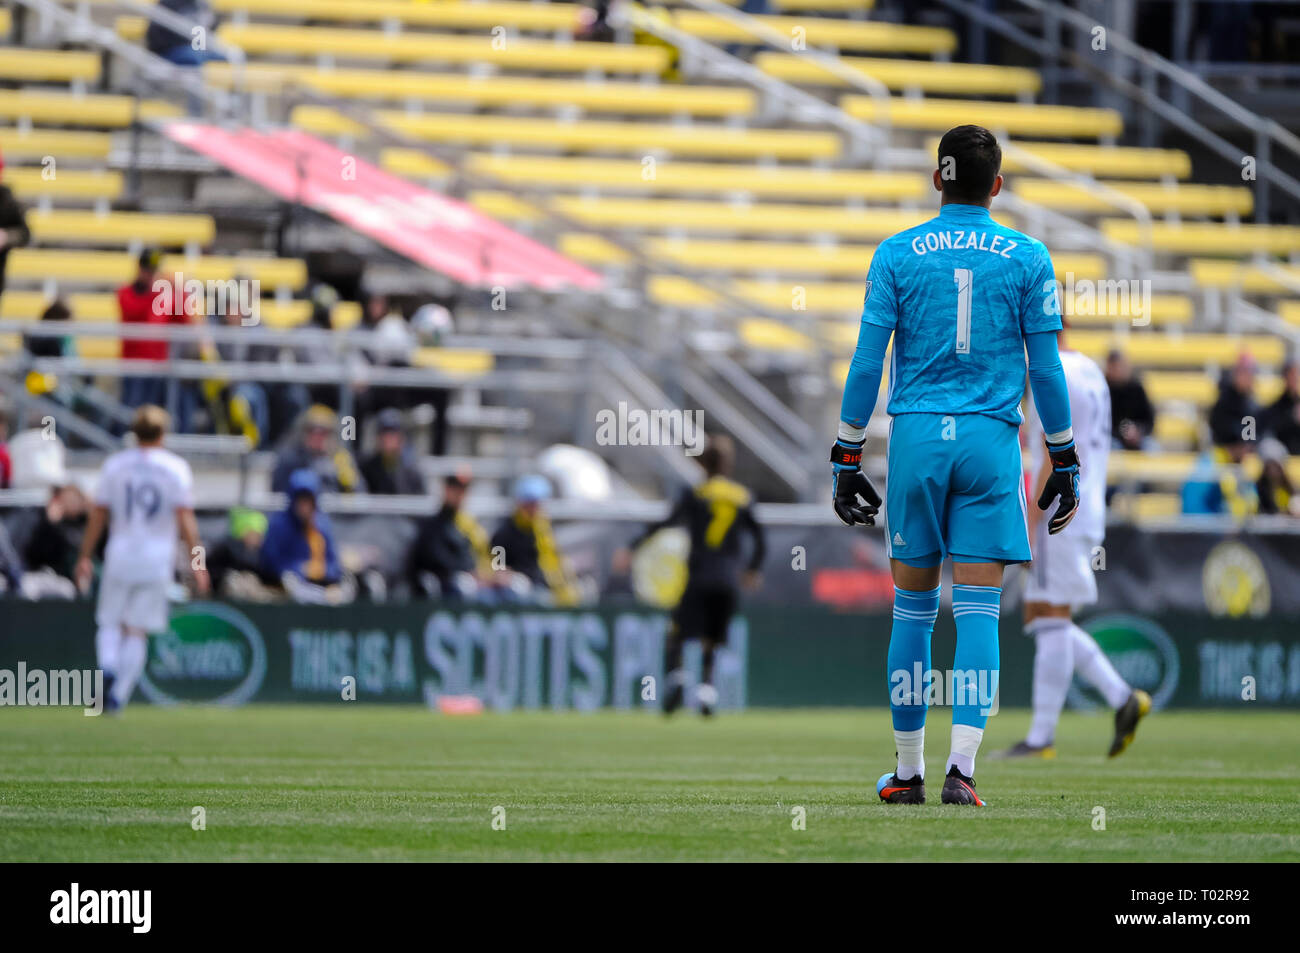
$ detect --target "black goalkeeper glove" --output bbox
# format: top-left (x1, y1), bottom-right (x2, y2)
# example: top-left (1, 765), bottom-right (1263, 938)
top-left (1038, 439), bottom-right (1081, 534)
top-left (830, 439), bottom-right (881, 527)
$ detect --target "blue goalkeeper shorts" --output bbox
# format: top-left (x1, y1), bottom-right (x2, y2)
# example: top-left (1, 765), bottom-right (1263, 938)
top-left (883, 412), bottom-right (1031, 567)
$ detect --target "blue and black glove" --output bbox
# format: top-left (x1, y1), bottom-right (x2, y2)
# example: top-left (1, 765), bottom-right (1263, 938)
top-left (830, 439), bottom-right (881, 527)
top-left (1038, 440), bottom-right (1081, 534)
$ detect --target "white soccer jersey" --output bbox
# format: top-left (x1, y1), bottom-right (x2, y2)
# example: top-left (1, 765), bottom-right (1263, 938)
top-left (1025, 348), bottom-right (1110, 546)
top-left (94, 446), bottom-right (195, 583)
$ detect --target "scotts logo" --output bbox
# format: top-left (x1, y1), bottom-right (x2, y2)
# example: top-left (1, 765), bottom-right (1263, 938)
top-left (1068, 614), bottom-right (1179, 711)
top-left (1202, 540), bottom-right (1271, 618)
top-left (138, 603), bottom-right (267, 706)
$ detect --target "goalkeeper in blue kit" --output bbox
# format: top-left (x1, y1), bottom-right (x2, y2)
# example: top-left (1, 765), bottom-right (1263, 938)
top-left (831, 126), bottom-right (1081, 806)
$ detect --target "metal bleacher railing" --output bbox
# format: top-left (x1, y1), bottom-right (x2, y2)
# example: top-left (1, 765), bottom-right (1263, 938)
top-left (940, 0), bottom-right (1300, 226)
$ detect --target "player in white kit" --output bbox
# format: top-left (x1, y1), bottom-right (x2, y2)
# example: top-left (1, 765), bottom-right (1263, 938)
top-left (999, 333), bottom-right (1151, 759)
top-left (75, 405), bottom-right (209, 712)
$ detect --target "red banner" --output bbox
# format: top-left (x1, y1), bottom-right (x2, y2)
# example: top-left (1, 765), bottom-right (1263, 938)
top-left (164, 123), bottom-right (602, 292)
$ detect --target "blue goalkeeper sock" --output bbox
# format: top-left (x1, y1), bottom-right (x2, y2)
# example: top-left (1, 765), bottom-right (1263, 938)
top-left (888, 585), bottom-right (939, 778)
top-left (949, 583), bottom-right (1002, 777)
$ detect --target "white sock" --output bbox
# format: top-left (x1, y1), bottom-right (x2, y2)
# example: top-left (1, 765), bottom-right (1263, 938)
top-left (894, 727), bottom-right (925, 780)
top-left (1026, 618), bottom-right (1073, 747)
top-left (1069, 624), bottom-right (1131, 709)
top-left (95, 625), bottom-right (122, 677)
top-left (114, 633), bottom-right (149, 708)
top-left (947, 724), bottom-right (984, 778)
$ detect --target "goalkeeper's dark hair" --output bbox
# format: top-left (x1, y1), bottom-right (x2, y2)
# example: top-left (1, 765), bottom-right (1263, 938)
top-left (700, 435), bottom-right (734, 477)
top-left (937, 125), bottom-right (1002, 203)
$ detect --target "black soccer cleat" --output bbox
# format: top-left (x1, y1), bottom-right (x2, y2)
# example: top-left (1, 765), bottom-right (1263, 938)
top-left (662, 682), bottom-right (684, 716)
top-left (992, 740), bottom-right (1056, 760)
top-left (940, 765), bottom-right (985, 806)
top-left (1108, 689), bottom-right (1152, 758)
top-left (876, 772), bottom-right (926, 804)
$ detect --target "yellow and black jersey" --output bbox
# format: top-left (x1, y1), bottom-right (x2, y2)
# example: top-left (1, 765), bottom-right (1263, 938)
top-left (633, 476), bottom-right (766, 591)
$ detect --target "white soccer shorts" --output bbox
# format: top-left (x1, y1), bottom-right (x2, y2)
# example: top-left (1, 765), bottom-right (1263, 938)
top-left (95, 576), bottom-right (170, 633)
top-left (1023, 530), bottom-right (1099, 610)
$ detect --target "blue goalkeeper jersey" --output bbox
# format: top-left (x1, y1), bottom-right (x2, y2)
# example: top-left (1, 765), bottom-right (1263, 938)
top-left (861, 202), bottom-right (1062, 426)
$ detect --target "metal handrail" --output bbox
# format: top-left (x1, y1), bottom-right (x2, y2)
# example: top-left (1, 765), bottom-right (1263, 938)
top-left (946, 0), bottom-right (1300, 222)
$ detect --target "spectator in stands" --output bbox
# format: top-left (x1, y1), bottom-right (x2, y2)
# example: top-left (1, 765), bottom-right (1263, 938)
top-left (9, 483), bottom-right (88, 590)
top-left (360, 408), bottom-right (425, 495)
top-left (261, 468), bottom-right (349, 603)
top-left (407, 470), bottom-right (492, 600)
top-left (208, 506), bottom-right (277, 600)
top-left (0, 148), bottom-right (31, 308)
top-left (1105, 349), bottom-right (1156, 450)
top-left (203, 297), bottom-right (284, 448)
top-left (1209, 353), bottom-right (1261, 462)
top-left (146, 0), bottom-right (224, 66)
top-left (117, 249), bottom-right (186, 410)
top-left (24, 299), bottom-right (73, 359)
top-left (491, 475), bottom-right (580, 606)
top-left (1256, 438), bottom-right (1296, 517)
top-left (271, 404), bottom-right (365, 494)
top-left (1265, 359), bottom-right (1300, 455)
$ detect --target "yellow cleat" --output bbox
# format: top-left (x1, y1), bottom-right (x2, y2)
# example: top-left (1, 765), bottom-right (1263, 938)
top-left (1108, 689), bottom-right (1152, 758)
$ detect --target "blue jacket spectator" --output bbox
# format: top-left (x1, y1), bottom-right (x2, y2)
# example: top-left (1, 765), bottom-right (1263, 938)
top-left (261, 469), bottom-right (341, 585)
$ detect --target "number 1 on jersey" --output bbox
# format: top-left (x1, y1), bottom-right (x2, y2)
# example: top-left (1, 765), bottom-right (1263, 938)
top-left (953, 268), bottom-right (972, 354)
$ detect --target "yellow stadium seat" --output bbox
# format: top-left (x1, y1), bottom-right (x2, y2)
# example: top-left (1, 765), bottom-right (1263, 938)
top-left (1061, 292), bottom-right (1193, 327)
top-left (218, 24), bottom-right (671, 73)
top-left (1102, 220), bottom-right (1300, 257)
top-left (738, 318), bottom-right (815, 354)
top-left (411, 347), bottom-right (495, 377)
top-left (1, 289), bottom-right (356, 330)
top-left (1143, 371), bottom-right (1283, 407)
top-left (26, 210), bottom-right (216, 247)
top-left (0, 9), bottom-right (11, 37)
top-left (992, 140), bottom-right (1191, 179)
top-left (205, 62), bottom-right (756, 117)
top-left (114, 15), bottom-right (147, 42)
top-left (539, 196), bottom-right (933, 238)
top-left (5, 249), bottom-right (307, 289)
top-left (0, 50), bottom-right (101, 84)
top-left (843, 96), bottom-right (1123, 138)
top-left (0, 126), bottom-right (112, 160)
top-left (1111, 492), bottom-right (1183, 520)
top-left (462, 154), bottom-right (925, 200)
top-left (1153, 414), bottom-right (1201, 446)
top-left (2, 168), bottom-right (123, 202)
top-left (1189, 259), bottom-right (1300, 294)
top-left (1014, 179), bottom-right (1252, 217)
top-left (760, 53), bottom-right (1039, 96)
top-left (1071, 331), bottom-right (1284, 368)
top-left (1280, 301), bottom-right (1300, 326)
top-left (0, 91), bottom-right (180, 127)
top-left (296, 107), bottom-right (842, 160)
top-left (672, 12), bottom-right (955, 55)
top-left (377, 148), bottom-right (451, 180)
top-left (211, 0), bottom-right (583, 31)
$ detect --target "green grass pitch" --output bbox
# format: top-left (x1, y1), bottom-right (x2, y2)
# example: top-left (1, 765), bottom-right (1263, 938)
top-left (1, 706), bottom-right (1297, 862)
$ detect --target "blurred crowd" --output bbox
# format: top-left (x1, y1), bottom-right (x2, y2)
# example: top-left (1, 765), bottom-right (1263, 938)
top-left (0, 414), bottom-right (593, 607)
top-left (1105, 348), bottom-right (1300, 517)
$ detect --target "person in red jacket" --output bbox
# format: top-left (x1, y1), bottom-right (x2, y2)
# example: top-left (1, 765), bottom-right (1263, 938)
top-left (118, 249), bottom-right (186, 409)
